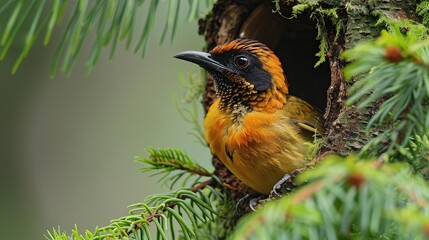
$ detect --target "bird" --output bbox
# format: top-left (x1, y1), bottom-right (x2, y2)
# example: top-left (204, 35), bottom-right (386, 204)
top-left (174, 39), bottom-right (324, 195)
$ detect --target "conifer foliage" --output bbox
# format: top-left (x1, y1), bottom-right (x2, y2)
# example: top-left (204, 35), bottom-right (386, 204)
top-left (3, 0), bottom-right (429, 239)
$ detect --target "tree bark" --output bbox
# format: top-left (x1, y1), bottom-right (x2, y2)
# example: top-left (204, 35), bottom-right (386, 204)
top-left (198, 0), bottom-right (419, 214)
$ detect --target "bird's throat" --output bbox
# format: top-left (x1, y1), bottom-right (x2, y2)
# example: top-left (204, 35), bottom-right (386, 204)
top-left (211, 72), bottom-right (286, 116)
top-left (213, 77), bottom-right (254, 115)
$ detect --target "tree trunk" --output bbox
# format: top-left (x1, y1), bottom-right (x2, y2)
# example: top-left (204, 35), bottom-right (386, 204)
top-left (198, 0), bottom-right (419, 214)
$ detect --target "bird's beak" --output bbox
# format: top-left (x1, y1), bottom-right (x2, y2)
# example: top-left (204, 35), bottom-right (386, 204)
top-left (174, 51), bottom-right (228, 73)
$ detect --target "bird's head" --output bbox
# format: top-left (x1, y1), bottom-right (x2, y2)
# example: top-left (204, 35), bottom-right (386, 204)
top-left (174, 39), bottom-right (288, 113)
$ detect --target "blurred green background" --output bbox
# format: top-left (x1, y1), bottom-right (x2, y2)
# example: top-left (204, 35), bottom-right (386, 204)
top-left (0, 3), bottom-right (210, 239)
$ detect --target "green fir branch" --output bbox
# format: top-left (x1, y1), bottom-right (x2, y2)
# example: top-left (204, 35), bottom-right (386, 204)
top-left (231, 155), bottom-right (429, 239)
top-left (137, 148), bottom-right (212, 189)
top-left (46, 148), bottom-right (220, 239)
top-left (0, 0), bottom-right (214, 76)
top-left (399, 133), bottom-right (429, 172)
top-left (46, 178), bottom-right (224, 240)
top-left (193, 185), bottom-right (236, 239)
top-left (343, 25), bottom-right (429, 165)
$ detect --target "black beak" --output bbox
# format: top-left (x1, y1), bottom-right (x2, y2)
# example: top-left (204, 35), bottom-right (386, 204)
top-left (174, 51), bottom-right (228, 73)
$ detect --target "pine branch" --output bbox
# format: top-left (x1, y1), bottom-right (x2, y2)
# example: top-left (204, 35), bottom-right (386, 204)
top-left (140, 148), bottom-right (211, 176)
top-left (137, 148), bottom-right (212, 190)
top-left (343, 24), bottom-right (429, 168)
top-left (127, 179), bottom-right (215, 234)
top-left (231, 155), bottom-right (429, 239)
top-left (45, 147), bottom-right (221, 240)
top-left (0, 0), bottom-right (215, 76)
top-left (46, 178), bottom-right (225, 240)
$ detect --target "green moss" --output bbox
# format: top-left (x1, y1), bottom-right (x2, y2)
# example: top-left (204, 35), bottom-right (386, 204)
top-left (291, 2), bottom-right (319, 16)
top-left (374, 11), bottom-right (429, 41)
top-left (417, 0), bottom-right (429, 27)
top-left (304, 136), bottom-right (323, 160)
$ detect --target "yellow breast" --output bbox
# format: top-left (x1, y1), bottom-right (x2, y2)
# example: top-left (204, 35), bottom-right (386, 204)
top-left (204, 99), bottom-right (312, 194)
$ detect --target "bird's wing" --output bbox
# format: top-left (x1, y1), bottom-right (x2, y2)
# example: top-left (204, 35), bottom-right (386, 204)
top-left (285, 96), bottom-right (324, 137)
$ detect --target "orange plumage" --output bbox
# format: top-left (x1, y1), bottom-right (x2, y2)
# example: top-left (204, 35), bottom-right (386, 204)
top-left (175, 39), bottom-right (324, 194)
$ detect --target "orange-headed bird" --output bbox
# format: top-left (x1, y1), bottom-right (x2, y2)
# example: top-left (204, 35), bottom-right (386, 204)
top-left (175, 39), bottom-right (324, 195)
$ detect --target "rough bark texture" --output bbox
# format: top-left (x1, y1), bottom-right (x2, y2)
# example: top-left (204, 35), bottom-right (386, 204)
top-left (323, 0), bottom-right (417, 154)
top-left (198, 0), bottom-right (419, 221)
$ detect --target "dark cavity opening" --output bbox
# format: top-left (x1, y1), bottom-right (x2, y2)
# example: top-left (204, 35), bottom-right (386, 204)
top-left (239, 3), bottom-right (330, 111)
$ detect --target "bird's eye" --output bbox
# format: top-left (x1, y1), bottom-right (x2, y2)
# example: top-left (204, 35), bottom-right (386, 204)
top-left (234, 56), bottom-right (249, 69)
